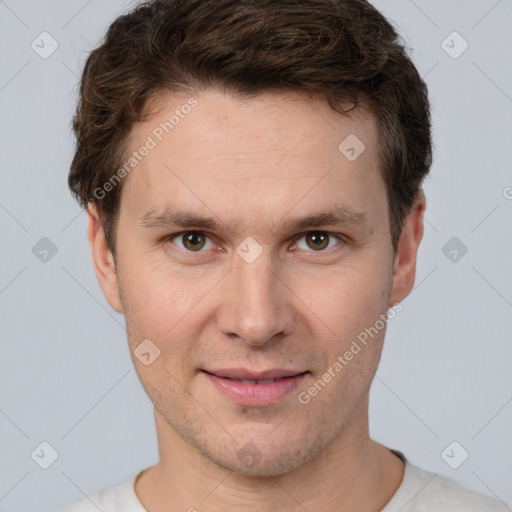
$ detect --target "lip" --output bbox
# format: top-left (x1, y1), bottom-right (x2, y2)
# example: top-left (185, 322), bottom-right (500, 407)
top-left (204, 368), bottom-right (306, 380)
top-left (202, 368), bottom-right (308, 406)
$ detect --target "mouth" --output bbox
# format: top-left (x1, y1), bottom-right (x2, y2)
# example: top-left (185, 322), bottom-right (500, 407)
top-left (201, 368), bottom-right (309, 406)
top-left (219, 377), bottom-right (287, 384)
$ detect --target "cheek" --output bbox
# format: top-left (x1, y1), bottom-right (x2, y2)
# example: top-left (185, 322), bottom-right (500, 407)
top-left (121, 258), bottom-right (207, 326)
top-left (118, 259), bottom-right (221, 372)
top-left (292, 262), bottom-right (391, 341)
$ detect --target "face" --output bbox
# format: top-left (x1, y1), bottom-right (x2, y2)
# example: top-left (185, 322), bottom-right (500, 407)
top-left (89, 88), bottom-right (424, 476)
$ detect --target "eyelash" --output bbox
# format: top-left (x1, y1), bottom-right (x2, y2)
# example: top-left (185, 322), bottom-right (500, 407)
top-left (162, 230), bottom-right (346, 257)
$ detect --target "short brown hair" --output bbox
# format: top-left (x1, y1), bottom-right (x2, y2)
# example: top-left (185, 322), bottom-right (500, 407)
top-left (68, 0), bottom-right (432, 254)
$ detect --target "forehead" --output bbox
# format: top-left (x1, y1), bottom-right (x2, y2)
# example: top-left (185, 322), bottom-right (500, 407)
top-left (136, 88), bottom-right (377, 158)
top-left (118, 88), bottom-right (386, 232)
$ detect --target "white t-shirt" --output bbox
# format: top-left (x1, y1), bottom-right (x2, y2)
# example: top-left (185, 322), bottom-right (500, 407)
top-left (61, 450), bottom-right (509, 511)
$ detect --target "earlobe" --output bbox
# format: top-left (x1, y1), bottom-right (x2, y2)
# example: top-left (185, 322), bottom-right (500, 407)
top-left (389, 191), bottom-right (426, 306)
top-left (87, 204), bottom-right (124, 313)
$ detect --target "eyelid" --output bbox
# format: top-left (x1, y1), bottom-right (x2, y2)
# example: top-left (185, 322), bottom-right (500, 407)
top-left (164, 230), bottom-right (346, 254)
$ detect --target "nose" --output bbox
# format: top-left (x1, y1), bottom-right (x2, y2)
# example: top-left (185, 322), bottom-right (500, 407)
top-left (216, 247), bottom-right (294, 347)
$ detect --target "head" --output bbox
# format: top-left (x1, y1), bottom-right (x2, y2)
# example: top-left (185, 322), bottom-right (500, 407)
top-left (69, 0), bottom-right (431, 476)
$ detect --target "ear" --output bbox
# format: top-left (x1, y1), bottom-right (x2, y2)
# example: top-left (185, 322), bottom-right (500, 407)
top-left (389, 191), bottom-right (426, 306)
top-left (87, 204), bottom-right (124, 313)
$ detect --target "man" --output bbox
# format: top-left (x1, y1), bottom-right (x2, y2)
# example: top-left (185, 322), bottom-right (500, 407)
top-left (62, 0), bottom-right (507, 510)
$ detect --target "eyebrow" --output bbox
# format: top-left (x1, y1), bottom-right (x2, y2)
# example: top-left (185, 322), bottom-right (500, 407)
top-left (140, 206), bottom-right (369, 234)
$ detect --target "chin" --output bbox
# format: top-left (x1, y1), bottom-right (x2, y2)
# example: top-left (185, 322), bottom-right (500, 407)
top-left (199, 428), bottom-right (325, 478)
top-left (211, 446), bottom-right (309, 477)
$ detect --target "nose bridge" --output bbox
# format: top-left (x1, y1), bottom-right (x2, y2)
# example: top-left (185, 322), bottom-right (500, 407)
top-left (218, 245), bottom-right (290, 345)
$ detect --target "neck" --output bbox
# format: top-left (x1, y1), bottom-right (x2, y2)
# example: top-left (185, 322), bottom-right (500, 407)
top-left (135, 396), bottom-right (404, 511)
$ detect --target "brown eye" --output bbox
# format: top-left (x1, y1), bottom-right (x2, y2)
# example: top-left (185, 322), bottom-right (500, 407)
top-left (305, 232), bottom-right (330, 250)
top-left (182, 232), bottom-right (206, 251)
top-left (294, 231), bottom-right (342, 252)
top-left (170, 231), bottom-right (212, 252)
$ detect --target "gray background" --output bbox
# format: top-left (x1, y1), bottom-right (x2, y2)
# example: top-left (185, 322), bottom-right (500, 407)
top-left (1, 0), bottom-right (511, 510)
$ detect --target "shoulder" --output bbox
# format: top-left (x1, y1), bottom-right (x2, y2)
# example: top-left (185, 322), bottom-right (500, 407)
top-left (60, 471), bottom-right (144, 512)
top-left (387, 455), bottom-right (510, 512)
top-left (420, 471), bottom-right (509, 511)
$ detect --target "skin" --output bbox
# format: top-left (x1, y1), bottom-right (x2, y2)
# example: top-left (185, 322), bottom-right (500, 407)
top-left (88, 88), bottom-right (425, 511)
